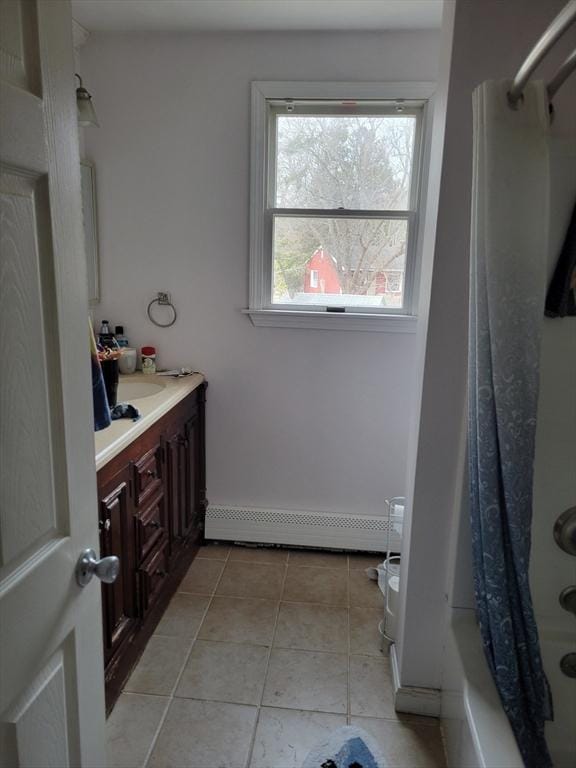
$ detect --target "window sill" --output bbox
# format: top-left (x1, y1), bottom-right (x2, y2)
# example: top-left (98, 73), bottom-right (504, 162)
top-left (243, 309), bottom-right (418, 333)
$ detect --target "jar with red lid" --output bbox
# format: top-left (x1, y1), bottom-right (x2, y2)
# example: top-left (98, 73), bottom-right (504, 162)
top-left (141, 346), bottom-right (157, 374)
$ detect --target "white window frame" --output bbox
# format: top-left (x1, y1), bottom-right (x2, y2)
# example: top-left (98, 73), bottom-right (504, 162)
top-left (309, 269), bottom-right (319, 289)
top-left (245, 81), bottom-right (436, 332)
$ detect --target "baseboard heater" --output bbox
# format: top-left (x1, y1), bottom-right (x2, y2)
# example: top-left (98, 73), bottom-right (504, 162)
top-left (204, 504), bottom-right (402, 553)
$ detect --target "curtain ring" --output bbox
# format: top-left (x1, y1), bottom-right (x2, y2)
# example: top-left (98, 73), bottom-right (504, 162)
top-left (147, 297), bottom-right (177, 328)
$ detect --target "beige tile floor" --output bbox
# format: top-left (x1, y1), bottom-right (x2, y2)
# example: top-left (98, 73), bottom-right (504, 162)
top-left (107, 544), bottom-right (446, 768)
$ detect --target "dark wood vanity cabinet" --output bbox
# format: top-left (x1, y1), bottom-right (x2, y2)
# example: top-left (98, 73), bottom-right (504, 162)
top-left (97, 382), bottom-right (207, 713)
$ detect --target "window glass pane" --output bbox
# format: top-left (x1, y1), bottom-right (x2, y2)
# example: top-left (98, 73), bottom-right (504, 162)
top-left (275, 115), bottom-right (416, 210)
top-left (272, 216), bottom-right (407, 309)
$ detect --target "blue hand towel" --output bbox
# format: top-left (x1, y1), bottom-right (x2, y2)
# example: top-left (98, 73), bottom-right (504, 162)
top-left (302, 726), bottom-right (386, 768)
top-left (111, 403), bottom-right (141, 422)
top-left (90, 320), bottom-right (111, 431)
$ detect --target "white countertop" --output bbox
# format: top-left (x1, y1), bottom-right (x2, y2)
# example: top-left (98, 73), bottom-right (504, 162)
top-left (94, 373), bottom-right (205, 471)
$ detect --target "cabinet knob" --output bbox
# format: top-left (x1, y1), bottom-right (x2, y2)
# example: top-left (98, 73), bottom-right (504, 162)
top-left (99, 518), bottom-right (111, 531)
top-left (146, 469), bottom-right (157, 479)
top-left (76, 549), bottom-right (120, 587)
top-left (155, 569), bottom-right (167, 578)
top-left (146, 520), bottom-right (161, 529)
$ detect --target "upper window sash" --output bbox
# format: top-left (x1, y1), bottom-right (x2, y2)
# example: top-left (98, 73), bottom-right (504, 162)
top-left (268, 104), bottom-right (423, 216)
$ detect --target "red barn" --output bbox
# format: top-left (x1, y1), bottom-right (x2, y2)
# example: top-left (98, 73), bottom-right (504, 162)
top-left (304, 247), bottom-right (342, 294)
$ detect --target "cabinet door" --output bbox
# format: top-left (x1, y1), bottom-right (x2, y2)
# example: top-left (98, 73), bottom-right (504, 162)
top-left (132, 444), bottom-right (162, 506)
top-left (166, 428), bottom-right (187, 551)
top-left (99, 473), bottom-right (139, 662)
top-left (183, 413), bottom-right (203, 539)
top-left (135, 491), bottom-right (167, 564)
top-left (138, 539), bottom-right (170, 615)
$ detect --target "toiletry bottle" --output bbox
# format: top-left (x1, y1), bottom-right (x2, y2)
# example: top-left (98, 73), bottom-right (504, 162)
top-left (98, 320), bottom-right (118, 349)
top-left (141, 346), bottom-right (157, 374)
top-left (115, 325), bottom-right (130, 348)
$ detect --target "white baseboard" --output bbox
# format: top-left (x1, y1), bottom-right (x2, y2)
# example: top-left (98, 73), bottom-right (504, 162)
top-left (205, 504), bottom-right (402, 552)
top-left (390, 643), bottom-right (441, 717)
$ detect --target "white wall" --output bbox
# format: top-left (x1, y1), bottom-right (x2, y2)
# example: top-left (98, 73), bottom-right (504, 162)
top-left (81, 30), bottom-right (440, 518)
top-left (396, 0), bottom-right (576, 697)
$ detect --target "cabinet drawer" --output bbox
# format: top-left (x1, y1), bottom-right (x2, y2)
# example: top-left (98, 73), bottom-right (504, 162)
top-left (138, 539), bottom-right (169, 614)
top-left (133, 445), bottom-right (162, 505)
top-left (135, 492), bottom-right (166, 564)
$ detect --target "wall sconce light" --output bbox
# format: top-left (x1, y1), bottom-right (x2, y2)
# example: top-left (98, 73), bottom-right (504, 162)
top-left (75, 73), bottom-right (99, 127)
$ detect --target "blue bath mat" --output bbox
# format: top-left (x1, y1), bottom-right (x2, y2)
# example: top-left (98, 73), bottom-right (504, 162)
top-left (302, 725), bottom-right (387, 768)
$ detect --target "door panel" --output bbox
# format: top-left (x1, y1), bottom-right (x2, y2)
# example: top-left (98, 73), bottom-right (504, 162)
top-left (0, 172), bottom-right (65, 569)
top-left (0, 0), bottom-right (41, 93)
top-left (0, 1), bottom-right (106, 765)
top-left (2, 644), bottom-right (74, 768)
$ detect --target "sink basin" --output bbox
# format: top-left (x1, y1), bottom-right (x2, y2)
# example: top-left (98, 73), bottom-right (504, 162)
top-left (117, 380), bottom-right (165, 401)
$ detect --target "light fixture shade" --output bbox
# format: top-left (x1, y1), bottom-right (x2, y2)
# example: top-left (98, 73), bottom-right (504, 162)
top-left (76, 75), bottom-right (99, 127)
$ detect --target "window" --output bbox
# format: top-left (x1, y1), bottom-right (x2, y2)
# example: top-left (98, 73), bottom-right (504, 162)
top-left (248, 82), bottom-right (434, 331)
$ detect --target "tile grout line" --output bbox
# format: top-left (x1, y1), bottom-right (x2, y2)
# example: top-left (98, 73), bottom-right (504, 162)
top-left (244, 555), bottom-right (290, 768)
top-left (138, 695), bottom-right (172, 768)
top-left (150, 640), bottom-right (384, 660)
top-left (141, 544), bottom-right (231, 768)
top-left (120, 691), bottom-right (441, 728)
top-left (155, 632), bottom-right (377, 658)
top-left (174, 593), bottom-right (349, 608)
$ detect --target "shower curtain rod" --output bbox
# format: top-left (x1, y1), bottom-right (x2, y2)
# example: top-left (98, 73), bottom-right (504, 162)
top-left (508, 0), bottom-right (576, 108)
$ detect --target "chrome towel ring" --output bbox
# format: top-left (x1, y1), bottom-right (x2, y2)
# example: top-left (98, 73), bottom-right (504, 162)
top-left (147, 292), bottom-right (177, 328)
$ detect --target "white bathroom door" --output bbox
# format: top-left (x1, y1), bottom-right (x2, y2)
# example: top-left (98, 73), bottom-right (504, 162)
top-left (0, 1), bottom-right (106, 766)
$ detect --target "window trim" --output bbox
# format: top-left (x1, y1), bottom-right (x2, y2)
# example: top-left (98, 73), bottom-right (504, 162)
top-left (248, 81), bottom-right (436, 332)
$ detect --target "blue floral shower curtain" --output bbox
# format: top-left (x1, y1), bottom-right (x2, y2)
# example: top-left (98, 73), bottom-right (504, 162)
top-left (468, 80), bottom-right (553, 768)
